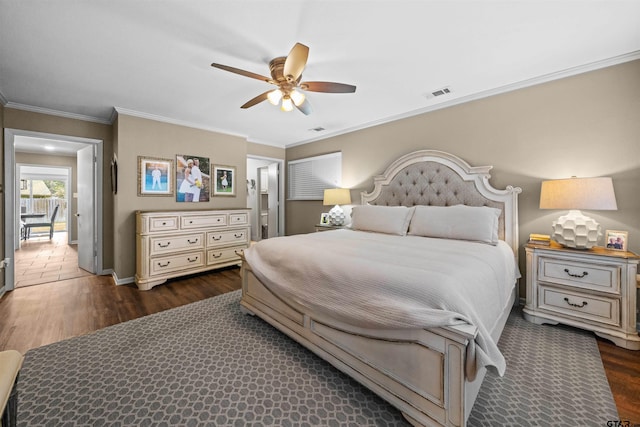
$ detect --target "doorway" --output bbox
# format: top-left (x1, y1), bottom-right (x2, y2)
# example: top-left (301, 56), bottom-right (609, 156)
top-left (3, 129), bottom-right (103, 293)
top-left (246, 156), bottom-right (285, 241)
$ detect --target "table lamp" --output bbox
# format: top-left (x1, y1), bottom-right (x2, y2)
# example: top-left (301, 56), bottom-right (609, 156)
top-left (539, 177), bottom-right (617, 249)
top-left (323, 188), bottom-right (351, 226)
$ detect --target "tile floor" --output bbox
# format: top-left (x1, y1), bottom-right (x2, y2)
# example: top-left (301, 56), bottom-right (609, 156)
top-left (14, 231), bottom-right (93, 288)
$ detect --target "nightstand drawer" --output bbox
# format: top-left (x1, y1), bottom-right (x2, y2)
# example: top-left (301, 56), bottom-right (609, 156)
top-left (538, 285), bottom-right (620, 327)
top-left (538, 257), bottom-right (620, 294)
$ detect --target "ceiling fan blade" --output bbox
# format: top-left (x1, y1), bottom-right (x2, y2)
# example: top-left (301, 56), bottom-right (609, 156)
top-left (283, 43), bottom-right (309, 81)
top-left (211, 63), bottom-right (275, 84)
top-left (294, 98), bottom-right (312, 115)
top-left (299, 81), bottom-right (356, 93)
top-left (240, 91), bottom-right (271, 109)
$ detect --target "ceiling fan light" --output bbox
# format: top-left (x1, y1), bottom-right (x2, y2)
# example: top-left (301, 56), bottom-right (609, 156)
top-left (267, 89), bottom-right (283, 105)
top-left (281, 96), bottom-right (293, 112)
top-left (290, 90), bottom-right (306, 106)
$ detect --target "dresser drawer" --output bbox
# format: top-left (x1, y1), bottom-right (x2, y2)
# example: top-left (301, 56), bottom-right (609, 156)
top-left (538, 257), bottom-right (620, 294)
top-left (229, 212), bottom-right (248, 225)
top-left (181, 214), bottom-right (227, 229)
top-left (207, 247), bottom-right (243, 265)
top-left (149, 251), bottom-right (205, 276)
top-left (207, 228), bottom-right (249, 247)
top-left (148, 215), bottom-right (179, 232)
top-left (538, 285), bottom-right (620, 327)
top-left (149, 233), bottom-right (205, 255)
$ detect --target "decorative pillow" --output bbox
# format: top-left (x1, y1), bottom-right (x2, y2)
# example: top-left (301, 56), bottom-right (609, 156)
top-left (350, 205), bottom-right (415, 236)
top-left (408, 205), bottom-right (501, 245)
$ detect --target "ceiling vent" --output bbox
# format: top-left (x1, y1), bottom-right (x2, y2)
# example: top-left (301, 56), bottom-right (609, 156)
top-left (425, 86), bottom-right (452, 100)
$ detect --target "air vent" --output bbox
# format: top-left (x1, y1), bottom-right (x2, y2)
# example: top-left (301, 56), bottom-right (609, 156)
top-left (309, 127), bottom-right (326, 132)
top-left (425, 86), bottom-right (452, 100)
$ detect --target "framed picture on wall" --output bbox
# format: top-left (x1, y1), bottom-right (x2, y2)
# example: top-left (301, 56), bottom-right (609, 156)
top-left (605, 230), bottom-right (628, 251)
top-left (213, 165), bottom-right (236, 196)
top-left (137, 156), bottom-right (173, 196)
top-left (176, 155), bottom-right (210, 203)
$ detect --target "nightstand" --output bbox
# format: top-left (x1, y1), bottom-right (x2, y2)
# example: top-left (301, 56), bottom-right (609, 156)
top-left (524, 241), bottom-right (640, 350)
top-left (314, 224), bottom-right (346, 232)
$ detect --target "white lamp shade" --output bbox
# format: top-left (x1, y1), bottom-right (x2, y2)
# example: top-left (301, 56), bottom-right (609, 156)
top-left (323, 188), bottom-right (352, 206)
top-left (539, 177), bottom-right (617, 210)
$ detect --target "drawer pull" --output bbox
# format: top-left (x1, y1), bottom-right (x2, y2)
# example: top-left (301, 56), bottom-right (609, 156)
top-left (187, 238), bottom-right (199, 244)
top-left (162, 222), bottom-right (167, 225)
top-left (158, 261), bottom-right (170, 267)
top-left (211, 252), bottom-right (223, 259)
top-left (189, 220), bottom-right (193, 224)
top-left (187, 257), bottom-right (198, 263)
top-left (564, 268), bottom-right (588, 278)
top-left (212, 235), bottom-right (222, 241)
top-left (564, 297), bottom-right (588, 308)
top-left (157, 242), bottom-right (170, 248)
top-left (234, 233), bottom-right (244, 239)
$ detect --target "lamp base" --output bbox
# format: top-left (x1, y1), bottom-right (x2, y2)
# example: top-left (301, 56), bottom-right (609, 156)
top-left (328, 205), bottom-right (346, 226)
top-left (551, 210), bottom-right (600, 249)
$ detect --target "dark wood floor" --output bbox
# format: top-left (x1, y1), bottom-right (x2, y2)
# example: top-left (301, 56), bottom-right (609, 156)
top-left (0, 269), bottom-right (638, 423)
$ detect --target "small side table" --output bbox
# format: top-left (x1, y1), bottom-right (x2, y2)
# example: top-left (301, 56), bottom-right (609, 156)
top-left (314, 224), bottom-right (346, 232)
top-left (524, 241), bottom-right (640, 350)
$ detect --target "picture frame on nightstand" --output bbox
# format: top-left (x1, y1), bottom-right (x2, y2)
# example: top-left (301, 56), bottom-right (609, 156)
top-left (605, 229), bottom-right (628, 251)
top-left (320, 213), bottom-right (330, 225)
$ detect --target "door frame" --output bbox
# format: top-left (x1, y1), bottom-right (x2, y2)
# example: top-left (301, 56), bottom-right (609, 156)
top-left (3, 128), bottom-right (104, 292)
top-left (247, 155), bottom-right (285, 238)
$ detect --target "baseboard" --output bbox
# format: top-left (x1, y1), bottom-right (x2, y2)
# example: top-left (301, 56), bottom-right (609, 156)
top-left (111, 271), bottom-right (135, 286)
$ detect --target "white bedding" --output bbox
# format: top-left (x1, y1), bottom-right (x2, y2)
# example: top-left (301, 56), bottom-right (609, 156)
top-left (244, 229), bottom-right (519, 380)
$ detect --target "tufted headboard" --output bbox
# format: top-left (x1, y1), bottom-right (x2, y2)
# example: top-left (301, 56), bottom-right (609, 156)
top-left (361, 150), bottom-right (522, 256)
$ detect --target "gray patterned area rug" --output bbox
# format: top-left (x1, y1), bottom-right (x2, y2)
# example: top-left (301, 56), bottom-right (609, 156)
top-left (18, 290), bottom-right (617, 426)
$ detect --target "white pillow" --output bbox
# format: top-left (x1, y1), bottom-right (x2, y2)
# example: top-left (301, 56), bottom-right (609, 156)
top-left (350, 205), bottom-right (415, 236)
top-left (408, 205), bottom-right (501, 245)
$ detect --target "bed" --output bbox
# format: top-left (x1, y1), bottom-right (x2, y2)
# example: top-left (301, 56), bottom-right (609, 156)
top-left (239, 150), bottom-right (521, 426)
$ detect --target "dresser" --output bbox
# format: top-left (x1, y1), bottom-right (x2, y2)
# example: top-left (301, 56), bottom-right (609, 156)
top-left (136, 209), bottom-right (250, 290)
top-left (524, 242), bottom-right (640, 350)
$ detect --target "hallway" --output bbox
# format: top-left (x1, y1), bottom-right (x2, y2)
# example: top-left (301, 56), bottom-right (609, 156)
top-left (14, 232), bottom-right (93, 288)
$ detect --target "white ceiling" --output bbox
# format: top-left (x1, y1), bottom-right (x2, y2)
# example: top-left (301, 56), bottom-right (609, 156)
top-left (1, 1), bottom-right (639, 149)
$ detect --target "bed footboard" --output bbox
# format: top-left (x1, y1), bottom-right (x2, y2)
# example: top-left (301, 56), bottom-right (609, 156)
top-left (240, 263), bottom-right (484, 427)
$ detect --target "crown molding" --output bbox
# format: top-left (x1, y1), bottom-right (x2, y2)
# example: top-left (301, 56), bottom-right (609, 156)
top-left (112, 107), bottom-right (248, 140)
top-left (286, 50), bottom-right (640, 148)
top-left (4, 102), bottom-right (111, 124)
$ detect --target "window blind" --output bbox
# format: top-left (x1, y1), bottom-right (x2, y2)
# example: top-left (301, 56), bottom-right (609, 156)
top-left (288, 152), bottom-right (342, 200)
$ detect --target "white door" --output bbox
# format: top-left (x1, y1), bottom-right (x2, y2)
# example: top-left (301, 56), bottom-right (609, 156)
top-left (77, 145), bottom-right (96, 273)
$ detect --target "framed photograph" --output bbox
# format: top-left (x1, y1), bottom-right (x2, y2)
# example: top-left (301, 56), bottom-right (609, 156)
top-left (213, 165), bottom-right (236, 196)
top-left (137, 156), bottom-right (173, 196)
top-left (176, 155), bottom-right (210, 203)
top-left (320, 213), bottom-right (330, 225)
top-left (605, 230), bottom-right (628, 252)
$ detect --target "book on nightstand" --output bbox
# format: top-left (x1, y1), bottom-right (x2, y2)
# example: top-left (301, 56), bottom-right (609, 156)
top-left (528, 233), bottom-right (551, 245)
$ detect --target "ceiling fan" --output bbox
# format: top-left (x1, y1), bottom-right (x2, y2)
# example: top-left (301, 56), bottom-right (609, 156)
top-left (211, 43), bottom-right (356, 115)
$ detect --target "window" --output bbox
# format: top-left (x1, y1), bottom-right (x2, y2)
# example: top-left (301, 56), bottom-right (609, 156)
top-left (288, 152), bottom-right (342, 200)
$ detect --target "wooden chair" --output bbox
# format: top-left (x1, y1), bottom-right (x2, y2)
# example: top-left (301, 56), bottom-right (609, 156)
top-left (23, 205), bottom-right (59, 240)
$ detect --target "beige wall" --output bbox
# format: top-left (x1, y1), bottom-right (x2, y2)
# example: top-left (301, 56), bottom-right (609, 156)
top-left (2, 108), bottom-right (114, 269)
top-left (113, 114), bottom-right (249, 280)
top-left (286, 60), bottom-right (640, 294)
top-left (15, 152), bottom-right (79, 241)
top-left (247, 141), bottom-right (285, 159)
